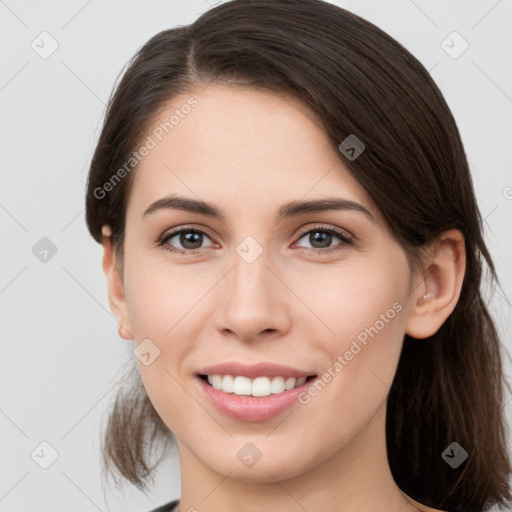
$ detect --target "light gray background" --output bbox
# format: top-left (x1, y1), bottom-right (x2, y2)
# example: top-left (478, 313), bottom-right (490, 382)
top-left (1, 0), bottom-right (511, 511)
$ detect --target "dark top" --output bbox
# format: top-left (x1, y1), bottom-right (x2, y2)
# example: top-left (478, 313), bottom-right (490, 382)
top-left (148, 498), bottom-right (460, 512)
top-left (149, 499), bottom-right (179, 512)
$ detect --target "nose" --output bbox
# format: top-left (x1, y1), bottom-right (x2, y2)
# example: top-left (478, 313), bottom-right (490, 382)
top-left (214, 246), bottom-right (291, 343)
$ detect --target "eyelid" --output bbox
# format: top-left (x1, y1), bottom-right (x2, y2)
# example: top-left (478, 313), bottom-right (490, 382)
top-left (158, 223), bottom-right (214, 241)
top-left (295, 223), bottom-right (353, 241)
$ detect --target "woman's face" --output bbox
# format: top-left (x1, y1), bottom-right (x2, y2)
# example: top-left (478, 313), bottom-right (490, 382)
top-left (114, 84), bottom-right (420, 481)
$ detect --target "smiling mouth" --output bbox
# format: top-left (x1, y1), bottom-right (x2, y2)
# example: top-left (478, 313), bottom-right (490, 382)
top-left (198, 373), bottom-right (317, 397)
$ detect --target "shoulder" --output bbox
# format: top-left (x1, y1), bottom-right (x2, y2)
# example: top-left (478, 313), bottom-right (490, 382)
top-left (407, 496), bottom-right (448, 512)
top-left (148, 499), bottom-right (179, 512)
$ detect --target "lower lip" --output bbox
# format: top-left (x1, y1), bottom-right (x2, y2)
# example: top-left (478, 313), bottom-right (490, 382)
top-left (196, 376), bottom-right (315, 422)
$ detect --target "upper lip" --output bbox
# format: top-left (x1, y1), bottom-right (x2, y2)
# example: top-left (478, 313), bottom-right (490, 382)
top-left (197, 362), bottom-right (316, 379)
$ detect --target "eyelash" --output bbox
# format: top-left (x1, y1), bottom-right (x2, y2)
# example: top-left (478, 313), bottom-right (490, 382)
top-left (157, 224), bottom-right (353, 256)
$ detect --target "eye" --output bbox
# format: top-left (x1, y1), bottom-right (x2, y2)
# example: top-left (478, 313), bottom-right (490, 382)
top-left (157, 224), bottom-right (353, 256)
top-left (294, 224), bottom-right (353, 254)
top-left (158, 226), bottom-right (215, 254)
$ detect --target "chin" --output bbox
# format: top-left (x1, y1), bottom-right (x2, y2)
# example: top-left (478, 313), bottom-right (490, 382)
top-left (202, 451), bottom-right (312, 483)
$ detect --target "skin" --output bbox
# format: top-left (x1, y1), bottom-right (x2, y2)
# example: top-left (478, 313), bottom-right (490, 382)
top-left (101, 85), bottom-right (466, 512)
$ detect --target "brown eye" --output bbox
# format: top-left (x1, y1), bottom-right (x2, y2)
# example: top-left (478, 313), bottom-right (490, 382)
top-left (160, 228), bottom-right (214, 254)
top-left (295, 225), bottom-right (353, 253)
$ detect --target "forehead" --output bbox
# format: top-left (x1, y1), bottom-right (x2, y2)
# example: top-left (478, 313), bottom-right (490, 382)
top-left (127, 84), bottom-right (380, 223)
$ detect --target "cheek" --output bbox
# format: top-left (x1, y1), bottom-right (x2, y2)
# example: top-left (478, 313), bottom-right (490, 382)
top-left (300, 259), bottom-right (407, 338)
top-left (123, 250), bottom-right (203, 340)
top-left (291, 270), bottom-right (407, 449)
top-left (125, 266), bottom-right (198, 421)
top-left (123, 254), bottom-right (209, 400)
top-left (303, 261), bottom-right (408, 390)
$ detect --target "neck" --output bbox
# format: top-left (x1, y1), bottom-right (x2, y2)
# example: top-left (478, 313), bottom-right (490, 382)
top-left (174, 401), bottom-right (420, 512)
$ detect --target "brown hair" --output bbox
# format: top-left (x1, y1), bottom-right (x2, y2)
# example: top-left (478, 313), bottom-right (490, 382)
top-left (85, 1), bottom-right (512, 510)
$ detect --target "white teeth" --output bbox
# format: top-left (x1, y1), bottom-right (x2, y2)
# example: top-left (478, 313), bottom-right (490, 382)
top-left (222, 374), bottom-right (234, 393)
top-left (296, 376), bottom-right (307, 387)
top-left (284, 377), bottom-right (296, 390)
top-left (204, 374), bottom-right (310, 396)
top-left (233, 376), bottom-right (252, 395)
top-left (270, 376), bottom-right (285, 394)
top-left (252, 377), bottom-right (271, 397)
top-left (211, 375), bottom-right (222, 390)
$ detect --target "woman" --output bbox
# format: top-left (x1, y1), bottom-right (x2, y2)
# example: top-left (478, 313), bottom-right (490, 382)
top-left (85, 1), bottom-right (512, 511)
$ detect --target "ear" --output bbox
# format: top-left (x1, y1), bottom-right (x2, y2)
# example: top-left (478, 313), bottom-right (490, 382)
top-left (405, 228), bottom-right (466, 339)
top-left (101, 225), bottom-right (134, 340)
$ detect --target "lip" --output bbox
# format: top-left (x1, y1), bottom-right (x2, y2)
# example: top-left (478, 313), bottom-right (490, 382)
top-left (196, 361), bottom-right (315, 379)
top-left (195, 374), bottom-right (317, 422)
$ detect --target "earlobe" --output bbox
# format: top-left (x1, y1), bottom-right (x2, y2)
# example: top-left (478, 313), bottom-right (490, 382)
top-left (405, 229), bottom-right (466, 340)
top-left (101, 225), bottom-right (134, 341)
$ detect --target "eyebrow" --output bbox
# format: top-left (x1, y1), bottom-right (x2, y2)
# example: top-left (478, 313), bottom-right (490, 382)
top-left (142, 194), bottom-right (375, 223)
